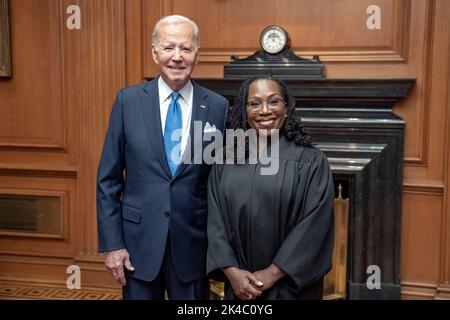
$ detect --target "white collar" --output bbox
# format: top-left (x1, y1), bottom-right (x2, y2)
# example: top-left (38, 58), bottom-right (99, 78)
top-left (158, 77), bottom-right (193, 104)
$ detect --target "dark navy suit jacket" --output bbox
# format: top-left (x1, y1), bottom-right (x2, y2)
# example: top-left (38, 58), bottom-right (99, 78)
top-left (97, 77), bottom-right (228, 282)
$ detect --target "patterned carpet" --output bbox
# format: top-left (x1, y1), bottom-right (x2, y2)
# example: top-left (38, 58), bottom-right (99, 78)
top-left (0, 281), bottom-right (121, 300)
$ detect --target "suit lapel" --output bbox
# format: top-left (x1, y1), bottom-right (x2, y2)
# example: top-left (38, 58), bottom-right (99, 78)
top-left (140, 78), bottom-right (172, 179)
top-left (172, 81), bottom-right (209, 180)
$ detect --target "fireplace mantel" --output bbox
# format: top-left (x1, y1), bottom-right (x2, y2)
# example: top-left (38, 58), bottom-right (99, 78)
top-left (195, 78), bottom-right (415, 299)
top-left (195, 78), bottom-right (413, 107)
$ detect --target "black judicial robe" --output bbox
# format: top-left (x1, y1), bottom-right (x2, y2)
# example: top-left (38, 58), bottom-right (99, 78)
top-left (207, 135), bottom-right (335, 300)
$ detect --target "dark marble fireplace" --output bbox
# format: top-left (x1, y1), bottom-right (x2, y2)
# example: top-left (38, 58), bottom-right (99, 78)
top-left (196, 78), bottom-right (415, 299)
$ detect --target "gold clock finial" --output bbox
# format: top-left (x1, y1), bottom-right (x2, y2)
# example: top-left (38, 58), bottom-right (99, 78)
top-left (338, 183), bottom-right (343, 199)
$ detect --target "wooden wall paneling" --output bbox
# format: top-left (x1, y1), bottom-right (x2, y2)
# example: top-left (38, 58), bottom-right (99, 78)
top-left (183, 0), bottom-right (405, 59)
top-left (414, 0), bottom-right (449, 183)
top-left (401, 0), bottom-right (450, 299)
top-left (125, 0), bottom-right (144, 85)
top-left (401, 0), bottom-right (435, 166)
top-left (401, 192), bottom-right (442, 294)
top-left (0, 175), bottom-right (75, 255)
top-left (0, 0), bottom-right (77, 171)
top-left (142, 0), bottom-right (411, 78)
top-left (67, 0), bottom-right (127, 267)
top-left (0, 0), bottom-right (80, 289)
top-left (326, 0), bottom-right (434, 167)
top-left (0, 0), bottom-right (66, 150)
top-left (436, 0), bottom-right (450, 299)
top-left (0, 255), bottom-right (76, 291)
top-left (0, 174), bottom-right (77, 283)
top-left (399, 0), bottom-right (450, 299)
top-left (142, 0), bottom-right (164, 78)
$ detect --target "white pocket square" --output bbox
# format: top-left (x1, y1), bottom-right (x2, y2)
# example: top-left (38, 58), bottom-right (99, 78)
top-left (203, 122), bottom-right (216, 133)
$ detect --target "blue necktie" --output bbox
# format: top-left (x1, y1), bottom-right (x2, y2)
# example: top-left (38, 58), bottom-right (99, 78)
top-left (164, 92), bottom-right (182, 175)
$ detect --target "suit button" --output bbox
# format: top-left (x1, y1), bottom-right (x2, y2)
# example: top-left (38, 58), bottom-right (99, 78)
top-left (164, 212), bottom-right (170, 217)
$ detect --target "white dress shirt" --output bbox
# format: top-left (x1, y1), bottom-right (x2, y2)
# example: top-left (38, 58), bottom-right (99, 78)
top-left (158, 77), bottom-right (193, 158)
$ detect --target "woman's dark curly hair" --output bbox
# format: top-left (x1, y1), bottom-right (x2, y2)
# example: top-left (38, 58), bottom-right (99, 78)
top-left (226, 75), bottom-right (312, 148)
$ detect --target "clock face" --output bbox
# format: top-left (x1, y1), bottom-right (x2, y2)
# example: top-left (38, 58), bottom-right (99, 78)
top-left (260, 26), bottom-right (288, 54)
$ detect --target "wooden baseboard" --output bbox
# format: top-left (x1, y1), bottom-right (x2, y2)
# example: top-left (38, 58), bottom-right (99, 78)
top-left (400, 281), bottom-right (450, 300)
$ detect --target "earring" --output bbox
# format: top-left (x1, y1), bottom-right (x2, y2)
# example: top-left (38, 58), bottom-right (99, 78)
top-left (285, 113), bottom-right (288, 117)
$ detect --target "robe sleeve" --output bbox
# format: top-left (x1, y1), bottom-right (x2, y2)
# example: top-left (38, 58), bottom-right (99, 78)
top-left (272, 149), bottom-right (335, 291)
top-left (207, 164), bottom-right (239, 281)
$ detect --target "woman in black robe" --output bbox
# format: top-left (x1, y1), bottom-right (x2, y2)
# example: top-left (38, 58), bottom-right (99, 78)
top-left (207, 76), bottom-right (335, 300)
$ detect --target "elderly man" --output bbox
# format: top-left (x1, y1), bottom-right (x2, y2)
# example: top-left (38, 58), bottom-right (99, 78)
top-left (97, 15), bottom-right (228, 299)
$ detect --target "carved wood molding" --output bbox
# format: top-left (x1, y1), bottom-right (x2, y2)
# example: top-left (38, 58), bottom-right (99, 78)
top-left (404, 0), bottom-right (436, 165)
top-left (401, 281), bottom-right (437, 299)
top-left (436, 285), bottom-right (450, 300)
top-left (0, 251), bottom-right (74, 260)
top-left (0, 164), bottom-right (77, 178)
top-left (403, 181), bottom-right (444, 196)
top-left (199, 49), bottom-right (406, 64)
top-left (400, 281), bottom-right (450, 300)
top-left (0, 142), bottom-right (67, 151)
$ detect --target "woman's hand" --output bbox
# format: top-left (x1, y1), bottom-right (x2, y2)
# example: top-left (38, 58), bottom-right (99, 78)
top-left (223, 267), bottom-right (264, 300)
top-left (252, 264), bottom-right (286, 292)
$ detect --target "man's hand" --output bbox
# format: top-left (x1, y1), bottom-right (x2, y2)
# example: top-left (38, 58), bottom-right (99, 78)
top-left (223, 267), bottom-right (264, 300)
top-left (105, 248), bottom-right (135, 286)
top-left (252, 264), bottom-right (286, 292)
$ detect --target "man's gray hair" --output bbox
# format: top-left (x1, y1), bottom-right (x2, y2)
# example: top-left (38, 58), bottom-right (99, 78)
top-left (152, 15), bottom-right (200, 50)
